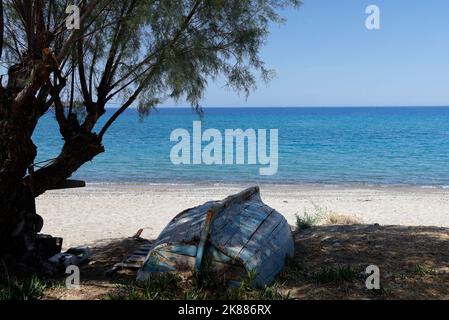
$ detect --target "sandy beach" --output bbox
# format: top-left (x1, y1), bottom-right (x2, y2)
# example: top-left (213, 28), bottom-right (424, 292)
top-left (35, 183), bottom-right (449, 249)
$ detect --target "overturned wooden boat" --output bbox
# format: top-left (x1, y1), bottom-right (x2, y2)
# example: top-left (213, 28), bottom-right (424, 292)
top-left (137, 186), bottom-right (294, 287)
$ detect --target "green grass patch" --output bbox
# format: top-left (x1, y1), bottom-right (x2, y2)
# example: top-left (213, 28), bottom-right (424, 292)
top-left (226, 280), bottom-right (288, 300)
top-left (295, 211), bottom-right (321, 230)
top-left (107, 273), bottom-right (183, 300)
top-left (413, 264), bottom-right (436, 276)
top-left (106, 269), bottom-right (289, 300)
top-left (0, 276), bottom-right (47, 300)
top-left (295, 204), bottom-right (330, 230)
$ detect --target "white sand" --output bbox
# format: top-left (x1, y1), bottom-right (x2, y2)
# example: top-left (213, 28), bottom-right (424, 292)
top-left (36, 183), bottom-right (449, 249)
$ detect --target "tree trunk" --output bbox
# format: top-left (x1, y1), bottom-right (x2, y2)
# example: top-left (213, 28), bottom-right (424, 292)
top-left (0, 98), bottom-right (104, 273)
top-left (30, 132), bottom-right (105, 197)
top-left (0, 104), bottom-right (41, 268)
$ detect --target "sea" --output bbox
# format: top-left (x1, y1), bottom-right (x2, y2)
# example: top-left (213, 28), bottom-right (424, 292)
top-left (32, 107), bottom-right (449, 187)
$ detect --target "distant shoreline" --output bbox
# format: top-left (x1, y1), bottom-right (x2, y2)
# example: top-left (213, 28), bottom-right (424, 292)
top-left (82, 181), bottom-right (449, 192)
top-left (103, 105), bottom-right (449, 110)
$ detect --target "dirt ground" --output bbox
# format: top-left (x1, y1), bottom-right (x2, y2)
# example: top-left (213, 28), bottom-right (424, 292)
top-left (43, 224), bottom-right (449, 300)
top-left (285, 224), bottom-right (449, 299)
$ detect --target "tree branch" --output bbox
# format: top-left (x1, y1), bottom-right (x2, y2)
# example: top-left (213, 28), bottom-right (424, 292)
top-left (57, 0), bottom-right (101, 61)
top-left (98, 62), bottom-right (161, 139)
top-left (26, 132), bottom-right (104, 197)
top-left (98, 0), bottom-right (203, 138)
top-left (76, 31), bottom-right (93, 110)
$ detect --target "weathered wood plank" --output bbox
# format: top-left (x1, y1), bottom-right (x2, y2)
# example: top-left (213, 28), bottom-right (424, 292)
top-left (157, 251), bottom-right (196, 270)
top-left (238, 212), bottom-right (282, 263)
top-left (167, 244), bottom-right (198, 257)
top-left (207, 246), bottom-right (233, 263)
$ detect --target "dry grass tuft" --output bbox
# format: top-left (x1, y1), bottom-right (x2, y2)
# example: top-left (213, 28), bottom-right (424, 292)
top-left (324, 213), bottom-right (362, 225)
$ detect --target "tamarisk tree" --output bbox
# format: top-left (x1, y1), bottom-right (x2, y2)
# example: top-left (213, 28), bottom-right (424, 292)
top-left (0, 0), bottom-right (299, 269)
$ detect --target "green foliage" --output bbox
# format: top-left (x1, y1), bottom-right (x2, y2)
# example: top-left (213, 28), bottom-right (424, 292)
top-left (133, 0), bottom-right (301, 113)
top-left (295, 212), bottom-right (318, 230)
top-left (0, 276), bottom-right (47, 300)
top-left (4, 0), bottom-right (301, 119)
top-left (295, 209), bottom-right (322, 230)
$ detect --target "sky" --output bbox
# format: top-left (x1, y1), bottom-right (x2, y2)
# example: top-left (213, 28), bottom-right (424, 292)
top-left (164, 0), bottom-right (449, 107)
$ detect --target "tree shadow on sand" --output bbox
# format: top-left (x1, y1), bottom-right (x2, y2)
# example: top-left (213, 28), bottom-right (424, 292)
top-left (82, 237), bottom-right (154, 281)
top-left (43, 237), bottom-right (154, 300)
top-left (287, 224), bottom-right (449, 299)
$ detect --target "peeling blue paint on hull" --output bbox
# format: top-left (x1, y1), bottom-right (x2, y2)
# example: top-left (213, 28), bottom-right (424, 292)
top-left (137, 186), bottom-right (294, 287)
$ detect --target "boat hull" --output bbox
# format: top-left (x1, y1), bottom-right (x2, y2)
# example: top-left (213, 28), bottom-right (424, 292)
top-left (137, 186), bottom-right (294, 287)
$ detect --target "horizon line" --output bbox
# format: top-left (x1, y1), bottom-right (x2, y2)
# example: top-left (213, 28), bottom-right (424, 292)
top-left (104, 105), bottom-right (449, 109)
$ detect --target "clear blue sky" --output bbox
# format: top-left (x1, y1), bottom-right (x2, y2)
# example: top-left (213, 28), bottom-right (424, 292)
top-left (165, 0), bottom-right (449, 107)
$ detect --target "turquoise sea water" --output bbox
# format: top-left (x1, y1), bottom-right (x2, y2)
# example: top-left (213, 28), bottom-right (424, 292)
top-left (33, 107), bottom-right (449, 186)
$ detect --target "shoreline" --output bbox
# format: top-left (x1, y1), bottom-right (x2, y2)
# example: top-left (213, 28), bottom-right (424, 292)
top-left (84, 181), bottom-right (449, 191)
top-left (36, 182), bottom-right (449, 249)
